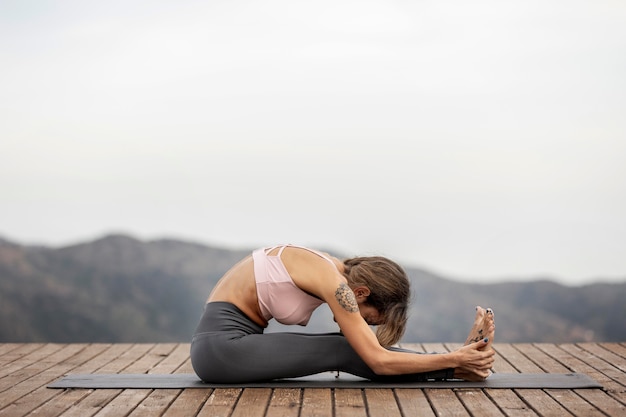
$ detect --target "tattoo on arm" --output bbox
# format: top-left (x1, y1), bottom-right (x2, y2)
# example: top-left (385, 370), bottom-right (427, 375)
top-left (335, 283), bottom-right (359, 313)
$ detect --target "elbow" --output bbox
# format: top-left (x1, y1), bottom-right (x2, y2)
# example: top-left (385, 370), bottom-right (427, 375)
top-left (367, 353), bottom-right (395, 376)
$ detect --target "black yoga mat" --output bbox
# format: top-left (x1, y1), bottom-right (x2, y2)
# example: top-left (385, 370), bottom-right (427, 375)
top-left (48, 372), bottom-right (602, 389)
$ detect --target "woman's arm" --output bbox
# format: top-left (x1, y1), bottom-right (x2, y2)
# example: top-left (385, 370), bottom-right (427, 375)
top-left (293, 254), bottom-right (494, 379)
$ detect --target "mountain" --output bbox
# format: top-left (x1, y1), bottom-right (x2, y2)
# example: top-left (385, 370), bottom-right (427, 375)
top-left (0, 234), bottom-right (624, 343)
top-left (0, 234), bottom-right (248, 342)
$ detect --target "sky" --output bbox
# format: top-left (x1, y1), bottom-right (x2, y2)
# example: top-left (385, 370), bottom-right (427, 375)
top-left (1, 0), bottom-right (625, 285)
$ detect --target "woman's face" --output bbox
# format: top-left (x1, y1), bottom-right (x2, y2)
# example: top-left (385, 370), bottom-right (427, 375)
top-left (332, 301), bottom-right (382, 326)
top-left (357, 302), bottom-right (383, 326)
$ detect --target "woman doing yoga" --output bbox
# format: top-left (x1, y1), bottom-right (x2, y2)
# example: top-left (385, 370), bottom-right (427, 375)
top-left (191, 244), bottom-right (495, 383)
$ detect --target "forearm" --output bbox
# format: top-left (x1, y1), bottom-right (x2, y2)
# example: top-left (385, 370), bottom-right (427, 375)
top-left (372, 350), bottom-right (459, 376)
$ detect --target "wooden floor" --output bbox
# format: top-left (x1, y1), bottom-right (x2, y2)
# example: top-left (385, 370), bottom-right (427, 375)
top-left (0, 342), bottom-right (624, 417)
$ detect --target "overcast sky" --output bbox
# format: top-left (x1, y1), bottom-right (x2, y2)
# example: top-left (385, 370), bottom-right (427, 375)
top-left (1, 0), bottom-right (625, 285)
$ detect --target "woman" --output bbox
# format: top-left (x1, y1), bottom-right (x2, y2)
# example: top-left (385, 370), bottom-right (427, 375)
top-left (191, 244), bottom-right (495, 383)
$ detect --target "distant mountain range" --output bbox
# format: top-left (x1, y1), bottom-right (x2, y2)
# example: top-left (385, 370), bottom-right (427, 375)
top-left (1, 234), bottom-right (624, 343)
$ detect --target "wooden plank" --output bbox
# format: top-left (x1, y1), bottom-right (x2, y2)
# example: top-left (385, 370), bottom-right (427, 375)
top-left (500, 343), bottom-right (602, 416)
top-left (543, 389), bottom-right (605, 417)
top-left (491, 344), bottom-right (521, 374)
top-left (334, 389), bottom-right (366, 417)
top-left (513, 343), bottom-right (609, 416)
top-left (133, 344), bottom-right (203, 417)
top-left (448, 342), bottom-right (536, 417)
top-left (531, 344), bottom-right (581, 372)
top-left (0, 344), bottom-right (64, 382)
top-left (197, 388), bottom-right (242, 417)
top-left (539, 340), bottom-right (626, 414)
top-left (363, 388), bottom-right (402, 417)
top-left (0, 344), bottom-right (110, 417)
top-left (300, 388), bottom-right (332, 417)
top-left (494, 344), bottom-right (543, 373)
top-left (567, 388), bottom-right (626, 417)
top-left (1, 342), bottom-right (127, 417)
top-left (175, 357), bottom-right (194, 374)
top-left (578, 343), bottom-right (626, 373)
top-left (265, 388), bottom-right (301, 417)
top-left (425, 389), bottom-right (470, 416)
top-left (52, 342), bottom-right (133, 416)
top-left (0, 343), bottom-right (23, 360)
top-left (127, 389), bottom-right (181, 417)
top-left (443, 342), bottom-right (463, 351)
top-left (96, 344), bottom-right (155, 374)
top-left (456, 389), bottom-right (504, 417)
top-left (59, 344), bottom-right (164, 417)
top-left (0, 344), bottom-right (89, 410)
top-left (0, 344), bottom-right (45, 369)
top-left (534, 343), bottom-right (615, 389)
top-left (418, 343), bottom-right (534, 417)
top-left (514, 343), bottom-right (569, 373)
top-left (21, 389), bottom-right (93, 417)
top-left (483, 389), bottom-right (538, 417)
top-left (0, 342), bottom-right (624, 417)
top-left (600, 343), bottom-right (626, 360)
top-left (120, 344), bottom-right (176, 374)
top-left (421, 343), bottom-right (449, 354)
top-left (161, 389), bottom-right (213, 417)
top-left (561, 343), bottom-right (626, 388)
top-left (230, 388), bottom-right (272, 417)
top-left (89, 389), bottom-right (151, 417)
top-left (479, 345), bottom-right (539, 417)
top-left (85, 344), bottom-right (168, 417)
top-left (600, 343), bottom-right (626, 366)
top-left (398, 343), bottom-right (427, 353)
top-left (68, 344), bottom-right (125, 374)
top-left (56, 390), bottom-right (122, 417)
top-left (514, 389), bottom-right (573, 417)
top-left (123, 343), bottom-right (177, 373)
top-left (149, 343), bottom-right (190, 374)
top-left (492, 343), bottom-right (563, 415)
top-left (557, 343), bottom-right (626, 405)
top-left (394, 388), bottom-right (436, 417)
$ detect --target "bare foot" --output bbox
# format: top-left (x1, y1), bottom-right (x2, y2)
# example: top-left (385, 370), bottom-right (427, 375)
top-left (464, 306), bottom-right (495, 350)
top-left (464, 306), bottom-right (485, 345)
top-left (483, 307), bottom-right (495, 351)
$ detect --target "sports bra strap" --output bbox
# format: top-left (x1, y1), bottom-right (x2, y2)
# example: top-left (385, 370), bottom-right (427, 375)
top-left (263, 244), bottom-right (335, 266)
top-left (263, 245), bottom-right (293, 257)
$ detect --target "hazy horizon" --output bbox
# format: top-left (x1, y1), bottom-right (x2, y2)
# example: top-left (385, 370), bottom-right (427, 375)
top-left (2, 1), bottom-right (625, 285)
top-left (1, 230), bottom-right (623, 286)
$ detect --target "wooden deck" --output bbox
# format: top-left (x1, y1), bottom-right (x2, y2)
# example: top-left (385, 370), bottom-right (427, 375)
top-left (0, 342), bottom-right (624, 417)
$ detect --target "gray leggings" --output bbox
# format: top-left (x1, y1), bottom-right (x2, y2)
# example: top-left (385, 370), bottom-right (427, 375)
top-left (190, 302), bottom-right (454, 383)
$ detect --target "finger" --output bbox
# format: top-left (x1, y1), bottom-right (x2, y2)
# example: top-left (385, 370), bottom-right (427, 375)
top-left (470, 337), bottom-right (490, 349)
top-left (477, 357), bottom-right (494, 367)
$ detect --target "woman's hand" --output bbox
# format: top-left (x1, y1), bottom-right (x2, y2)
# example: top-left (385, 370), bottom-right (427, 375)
top-left (452, 339), bottom-right (495, 381)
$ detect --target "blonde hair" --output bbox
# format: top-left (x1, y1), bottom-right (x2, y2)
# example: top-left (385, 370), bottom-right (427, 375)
top-left (342, 256), bottom-right (410, 347)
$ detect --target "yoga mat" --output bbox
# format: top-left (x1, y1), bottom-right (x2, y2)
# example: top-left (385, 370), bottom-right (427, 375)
top-left (48, 372), bottom-right (602, 389)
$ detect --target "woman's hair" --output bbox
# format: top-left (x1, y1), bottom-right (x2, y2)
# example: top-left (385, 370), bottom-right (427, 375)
top-left (342, 256), bottom-right (410, 347)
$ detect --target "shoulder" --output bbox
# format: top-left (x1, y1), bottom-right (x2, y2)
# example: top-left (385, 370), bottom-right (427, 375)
top-left (283, 246), bottom-right (344, 272)
top-left (282, 246), bottom-right (346, 297)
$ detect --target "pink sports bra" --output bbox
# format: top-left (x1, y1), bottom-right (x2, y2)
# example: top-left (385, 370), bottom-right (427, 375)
top-left (253, 245), bottom-right (335, 326)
